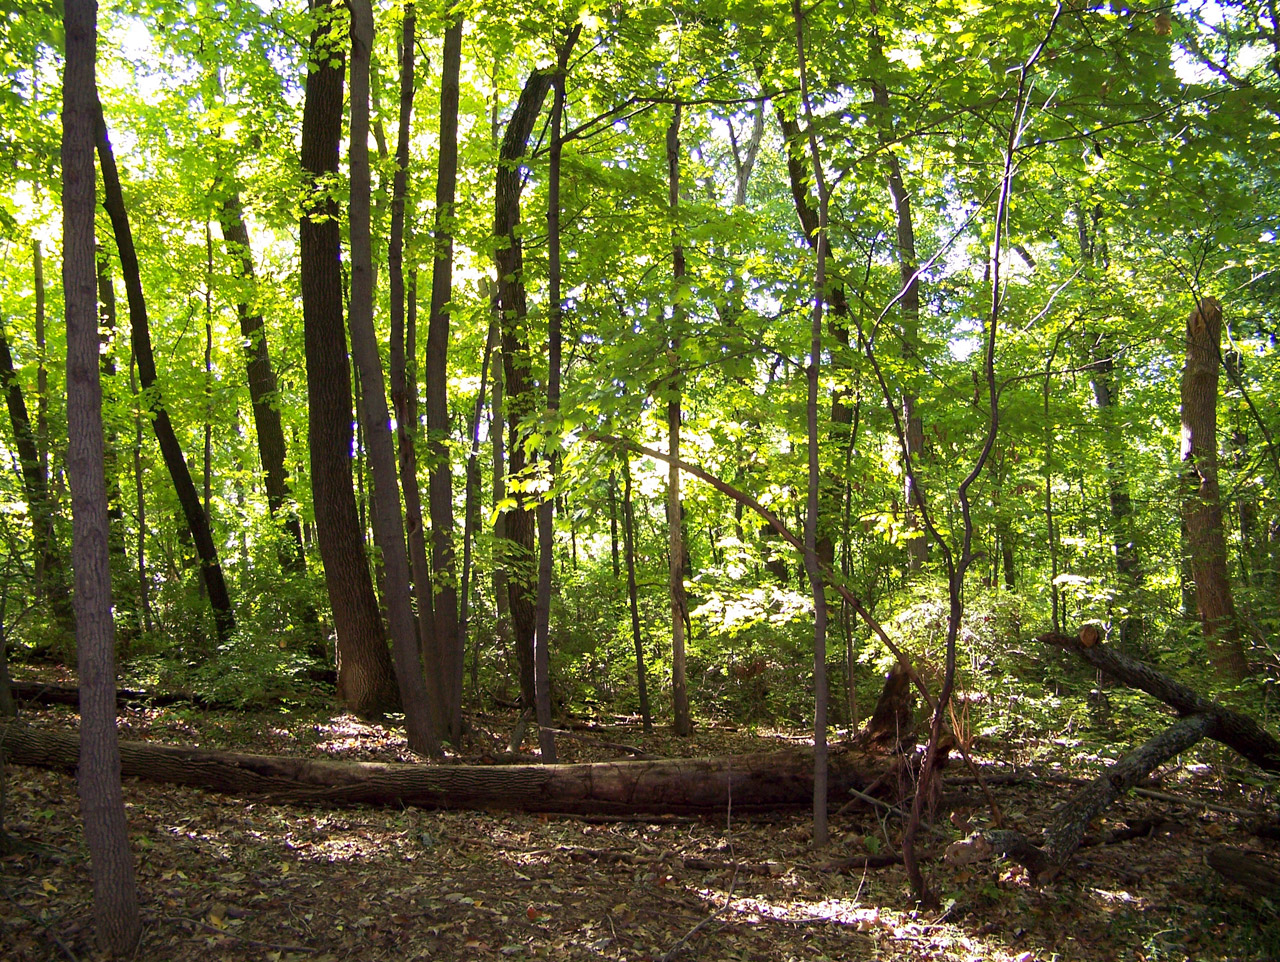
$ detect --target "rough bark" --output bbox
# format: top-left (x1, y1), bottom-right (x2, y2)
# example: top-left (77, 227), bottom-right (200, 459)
top-left (1180, 297), bottom-right (1249, 680)
top-left (426, 10), bottom-right (464, 739)
top-left (217, 191), bottom-right (305, 571)
top-left (494, 68), bottom-right (555, 710)
top-left (1038, 630), bottom-right (1280, 771)
top-left (2, 722), bottom-right (903, 817)
top-left (666, 104), bottom-right (692, 738)
top-left (62, 0), bottom-right (142, 948)
top-left (348, 0), bottom-right (438, 757)
top-left (299, 0), bottom-right (398, 716)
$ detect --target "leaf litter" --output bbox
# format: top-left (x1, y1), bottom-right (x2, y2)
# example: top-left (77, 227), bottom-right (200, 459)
top-left (2, 701), bottom-right (1277, 960)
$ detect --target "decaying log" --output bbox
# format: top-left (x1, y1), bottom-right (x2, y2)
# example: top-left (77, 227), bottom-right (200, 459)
top-left (1038, 631), bottom-right (1280, 772)
top-left (947, 713), bottom-right (1216, 880)
top-left (9, 679), bottom-right (232, 711)
top-left (0, 722), bottom-right (902, 816)
top-left (1207, 846), bottom-right (1280, 901)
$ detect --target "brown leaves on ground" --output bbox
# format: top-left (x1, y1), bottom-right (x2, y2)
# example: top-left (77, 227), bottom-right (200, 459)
top-left (2, 702), bottom-right (1277, 961)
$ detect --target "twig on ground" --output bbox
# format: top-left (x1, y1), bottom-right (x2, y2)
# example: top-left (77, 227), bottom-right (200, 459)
top-left (162, 915), bottom-right (317, 954)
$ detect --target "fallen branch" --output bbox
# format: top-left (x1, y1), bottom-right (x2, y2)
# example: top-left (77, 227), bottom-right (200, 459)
top-left (1037, 631), bottom-right (1280, 772)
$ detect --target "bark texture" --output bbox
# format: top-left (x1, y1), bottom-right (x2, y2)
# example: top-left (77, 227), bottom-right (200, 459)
top-left (63, 0), bottom-right (141, 948)
top-left (1179, 297), bottom-right (1249, 680)
top-left (299, 0), bottom-right (398, 715)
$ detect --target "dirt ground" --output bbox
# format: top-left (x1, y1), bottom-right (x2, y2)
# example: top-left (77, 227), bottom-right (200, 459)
top-left (2, 699), bottom-right (1278, 961)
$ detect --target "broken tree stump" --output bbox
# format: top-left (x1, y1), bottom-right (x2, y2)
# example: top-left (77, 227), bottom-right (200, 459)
top-left (0, 722), bottom-right (906, 817)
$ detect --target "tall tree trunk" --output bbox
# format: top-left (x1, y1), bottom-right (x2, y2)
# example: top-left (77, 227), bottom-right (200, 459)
top-left (426, 10), bottom-right (465, 741)
top-left (128, 354), bottom-right (151, 632)
top-left (621, 458), bottom-right (652, 732)
top-left (95, 102), bottom-right (235, 640)
top-left (794, 0), bottom-right (830, 846)
top-left (62, 0), bottom-right (141, 948)
top-left (1180, 297), bottom-right (1249, 680)
top-left (218, 191), bottom-right (305, 571)
top-left (666, 104), bottom-right (692, 738)
top-left (532, 35), bottom-right (577, 762)
top-left (494, 68), bottom-right (556, 710)
top-left (203, 222), bottom-right (214, 533)
top-left (461, 318), bottom-right (497, 705)
top-left (32, 237), bottom-right (57, 600)
top-left (387, 3), bottom-right (440, 733)
top-left (348, 0), bottom-right (439, 756)
top-left (869, 50), bottom-right (926, 572)
top-left (300, 0), bottom-right (398, 716)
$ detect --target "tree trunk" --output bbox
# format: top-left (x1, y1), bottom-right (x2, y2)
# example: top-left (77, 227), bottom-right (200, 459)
top-left (62, 0), bottom-right (141, 947)
top-left (494, 68), bottom-right (555, 710)
top-left (869, 52), bottom-right (926, 571)
top-left (461, 318), bottom-right (497, 705)
top-left (387, 3), bottom-right (440, 733)
top-left (348, 0), bottom-right (439, 757)
top-left (621, 458), bottom-right (652, 732)
top-left (532, 36), bottom-right (578, 762)
top-left (1180, 297), bottom-right (1249, 680)
top-left (0, 320), bottom-right (65, 620)
top-left (426, 10), bottom-right (464, 740)
top-left (2, 721), bottom-right (905, 817)
top-left (666, 104), bottom-right (692, 738)
top-left (95, 101), bottom-right (235, 641)
top-left (217, 191), bottom-right (305, 571)
top-left (299, 0), bottom-right (398, 717)
top-left (793, 0), bottom-right (831, 846)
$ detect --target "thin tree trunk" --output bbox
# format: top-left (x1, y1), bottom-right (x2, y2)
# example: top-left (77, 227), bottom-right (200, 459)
top-left (0, 322), bottom-right (64, 617)
top-left (494, 67), bottom-right (556, 710)
top-left (218, 191), bottom-right (305, 571)
top-left (461, 318), bottom-right (497, 705)
top-left (387, 3), bottom-right (440, 733)
top-left (426, 9), bottom-right (465, 741)
top-left (869, 55), bottom-right (926, 572)
top-left (1180, 297), bottom-right (1249, 680)
top-left (666, 103), bottom-right (692, 738)
top-left (203, 222), bottom-right (214, 531)
top-left (793, 0), bottom-right (830, 846)
top-left (300, 0), bottom-right (398, 717)
top-left (348, 0), bottom-right (439, 756)
top-left (62, 0), bottom-right (141, 946)
top-left (128, 354), bottom-right (151, 632)
top-left (532, 37), bottom-right (576, 762)
top-left (621, 458), bottom-right (652, 732)
top-left (95, 101), bottom-right (235, 640)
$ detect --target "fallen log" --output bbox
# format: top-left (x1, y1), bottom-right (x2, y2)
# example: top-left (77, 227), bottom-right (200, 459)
top-left (1207, 846), bottom-right (1280, 901)
top-left (1037, 631), bottom-right (1280, 772)
top-left (0, 722), bottom-right (901, 816)
top-left (947, 713), bottom-right (1216, 879)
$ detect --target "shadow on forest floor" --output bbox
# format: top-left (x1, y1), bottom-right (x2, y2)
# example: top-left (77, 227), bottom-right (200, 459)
top-left (2, 691), bottom-right (1278, 961)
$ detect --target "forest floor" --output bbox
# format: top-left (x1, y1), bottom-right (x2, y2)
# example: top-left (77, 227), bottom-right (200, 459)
top-left (2, 682), bottom-right (1279, 961)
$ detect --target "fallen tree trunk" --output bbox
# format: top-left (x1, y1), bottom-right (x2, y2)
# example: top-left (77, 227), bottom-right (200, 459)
top-left (1037, 631), bottom-right (1280, 772)
top-left (948, 713), bottom-right (1215, 878)
top-left (0, 722), bottom-right (901, 816)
